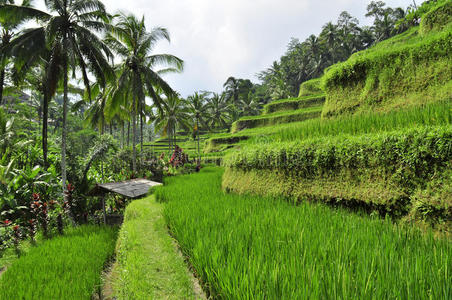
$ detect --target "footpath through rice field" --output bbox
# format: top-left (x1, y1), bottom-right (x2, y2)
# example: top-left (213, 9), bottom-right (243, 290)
top-left (106, 195), bottom-right (204, 299)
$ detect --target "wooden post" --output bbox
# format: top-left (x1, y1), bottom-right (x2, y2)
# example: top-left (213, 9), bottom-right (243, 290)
top-left (102, 195), bottom-right (107, 225)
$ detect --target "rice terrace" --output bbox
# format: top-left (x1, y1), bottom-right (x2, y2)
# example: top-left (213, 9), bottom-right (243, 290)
top-left (0, 0), bottom-right (450, 299)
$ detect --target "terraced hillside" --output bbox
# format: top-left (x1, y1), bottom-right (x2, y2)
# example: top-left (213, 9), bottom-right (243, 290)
top-left (222, 2), bottom-right (452, 230)
top-left (204, 78), bottom-right (326, 155)
top-left (322, 2), bottom-right (452, 117)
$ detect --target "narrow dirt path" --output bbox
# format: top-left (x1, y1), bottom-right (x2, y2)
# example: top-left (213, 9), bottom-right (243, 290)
top-left (103, 195), bottom-right (205, 299)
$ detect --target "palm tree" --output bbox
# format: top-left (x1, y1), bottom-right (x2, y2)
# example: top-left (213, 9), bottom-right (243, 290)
top-left (0, 0), bottom-right (25, 105)
top-left (237, 93), bottom-right (260, 117)
top-left (320, 22), bottom-right (339, 64)
top-left (0, 0), bottom-right (114, 190)
top-left (13, 56), bottom-right (60, 168)
top-left (223, 76), bottom-right (240, 104)
top-left (206, 93), bottom-right (230, 129)
top-left (154, 96), bottom-right (190, 154)
top-left (186, 91), bottom-right (209, 161)
top-left (107, 13), bottom-right (183, 173)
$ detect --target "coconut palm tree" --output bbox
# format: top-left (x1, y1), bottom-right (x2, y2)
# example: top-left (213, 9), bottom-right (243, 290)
top-left (0, 0), bottom-right (114, 190)
top-left (186, 91), bottom-right (209, 161)
top-left (206, 93), bottom-right (230, 130)
top-left (223, 76), bottom-right (240, 104)
top-left (106, 12), bottom-right (183, 173)
top-left (154, 95), bottom-right (190, 154)
top-left (237, 93), bottom-right (260, 117)
top-left (0, 0), bottom-right (28, 105)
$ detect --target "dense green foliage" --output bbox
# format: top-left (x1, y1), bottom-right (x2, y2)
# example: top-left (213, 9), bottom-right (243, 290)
top-left (231, 106), bottom-right (322, 133)
top-left (156, 168), bottom-right (452, 299)
top-left (323, 18), bottom-right (452, 116)
top-left (0, 225), bottom-right (117, 299)
top-left (420, 1), bottom-right (452, 34)
top-left (263, 95), bottom-right (325, 114)
top-left (298, 78), bottom-right (323, 97)
top-left (111, 196), bottom-right (195, 299)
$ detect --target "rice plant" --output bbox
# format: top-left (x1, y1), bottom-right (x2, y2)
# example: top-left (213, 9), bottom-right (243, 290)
top-left (156, 168), bottom-right (452, 299)
top-left (0, 225), bottom-right (117, 300)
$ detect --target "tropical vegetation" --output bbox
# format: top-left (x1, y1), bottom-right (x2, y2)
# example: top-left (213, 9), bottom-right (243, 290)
top-left (0, 0), bottom-right (451, 299)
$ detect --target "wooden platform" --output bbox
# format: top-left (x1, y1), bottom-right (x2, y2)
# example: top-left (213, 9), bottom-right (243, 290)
top-left (95, 178), bottom-right (162, 198)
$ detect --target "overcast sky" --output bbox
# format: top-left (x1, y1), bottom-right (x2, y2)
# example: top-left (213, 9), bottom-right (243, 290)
top-left (37, 0), bottom-right (415, 97)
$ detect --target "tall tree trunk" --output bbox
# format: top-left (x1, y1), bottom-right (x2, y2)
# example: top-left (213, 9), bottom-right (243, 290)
top-left (42, 92), bottom-right (49, 168)
top-left (168, 125), bottom-right (172, 155)
top-left (197, 118), bottom-right (200, 163)
top-left (62, 54), bottom-right (68, 192)
top-left (0, 68), bottom-right (5, 106)
top-left (121, 121), bottom-right (124, 149)
top-left (132, 93), bottom-right (137, 174)
top-left (109, 122), bottom-right (113, 135)
top-left (127, 120), bottom-right (130, 147)
top-left (140, 110), bottom-right (143, 163)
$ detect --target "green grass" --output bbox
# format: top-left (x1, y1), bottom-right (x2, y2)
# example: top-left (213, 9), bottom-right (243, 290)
top-left (110, 195), bottom-right (197, 299)
top-left (205, 101), bottom-right (450, 154)
top-left (263, 94), bottom-right (325, 114)
top-left (231, 106), bottom-right (322, 133)
top-left (156, 168), bottom-right (452, 299)
top-left (274, 101), bottom-right (451, 142)
top-left (238, 105), bottom-right (322, 121)
top-left (0, 225), bottom-right (117, 299)
top-left (298, 77), bottom-right (323, 97)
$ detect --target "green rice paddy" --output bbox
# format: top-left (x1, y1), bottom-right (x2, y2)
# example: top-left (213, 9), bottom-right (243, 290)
top-left (156, 168), bottom-right (452, 299)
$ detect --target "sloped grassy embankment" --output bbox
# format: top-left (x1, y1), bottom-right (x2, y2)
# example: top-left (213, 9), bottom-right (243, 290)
top-left (223, 125), bottom-right (452, 226)
top-left (0, 226), bottom-right (117, 299)
top-left (322, 2), bottom-right (452, 117)
top-left (231, 96), bottom-right (324, 133)
top-left (156, 168), bottom-right (452, 299)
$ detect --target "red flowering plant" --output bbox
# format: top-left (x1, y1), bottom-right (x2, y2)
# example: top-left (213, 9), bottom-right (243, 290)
top-left (63, 183), bottom-right (75, 223)
top-left (29, 192), bottom-right (61, 238)
top-left (12, 225), bottom-right (22, 255)
top-left (30, 193), bottom-right (50, 238)
top-left (28, 219), bottom-right (37, 244)
top-left (169, 145), bottom-right (188, 168)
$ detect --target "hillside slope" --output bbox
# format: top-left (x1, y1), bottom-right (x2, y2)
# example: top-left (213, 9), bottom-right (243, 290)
top-left (322, 2), bottom-right (452, 117)
top-left (222, 2), bottom-right (452, 231)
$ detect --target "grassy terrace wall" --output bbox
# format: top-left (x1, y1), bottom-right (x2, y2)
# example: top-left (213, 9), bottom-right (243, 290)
top-left (298, 78), bottom-right (323, 97)
top-left (420, 1), bottom-right (452, 34)
top-left (204, 135), bottom-right (250, 153)
top-left (322, 20), bottom-right (452, 117)
top-left (263, 95), bottom-right (325, 114)
top-left (223, 126), bottom-right (452, 227)
top-left (231, 107), bottom-right (322, 133)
